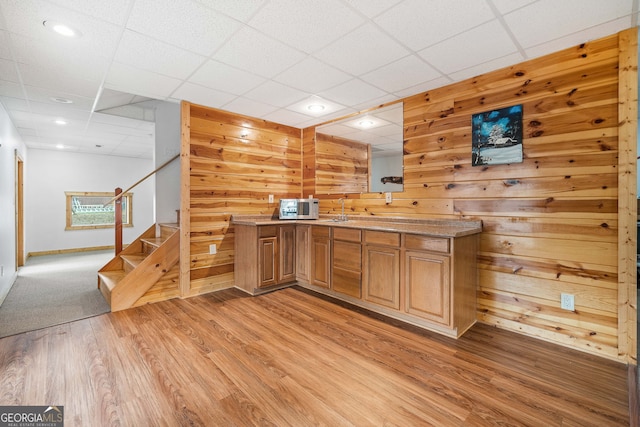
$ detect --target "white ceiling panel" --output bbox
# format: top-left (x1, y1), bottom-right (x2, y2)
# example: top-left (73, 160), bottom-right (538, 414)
top-left (374, 0), bottom-right (496, 51)
top-left (504, 0), bottom-right (634, 48)
top-left (243, 81), bottom-right (309, 108)
top-left (314, 23), bottom-right (410, 75)
top-left (319, 78), bottom-right (389, 107)
top-left (114, 30), bottom-right (206, 80)
top-left (212, 26), bottom-right (306, 78)
top-left (126, 0), bottom-right (240, 56)
top-left (172, 82), bottom-right (237, 109)
top-left (274, 56), bottom-right (352, 93)
top-left (418, 20), bottom-right (519, 75)
top-left (0, 0), bottom-right (635, 159)
top-left (249, 0), bottom-right (365, 53)
top-left (194, 0), bottom-right (266, 22)
top-left (361, 54), bottom-right (441, 93)
top-left (189, 59), bottom-right (265, 95)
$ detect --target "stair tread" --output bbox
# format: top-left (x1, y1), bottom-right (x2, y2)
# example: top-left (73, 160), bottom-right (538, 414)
top-left (98, 270), bottom-right (126, 291)
top-left (121, 253), bottom-right (147, 268)
top-left (141, 236), bottom-right (168, 247)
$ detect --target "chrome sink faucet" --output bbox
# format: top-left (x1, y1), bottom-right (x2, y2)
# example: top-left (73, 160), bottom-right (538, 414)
top-left (338, 198), bottom-right (347, 221)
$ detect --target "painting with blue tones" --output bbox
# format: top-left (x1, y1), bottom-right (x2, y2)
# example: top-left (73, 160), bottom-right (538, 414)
top-left (471, 104), bottom-right (523, 166)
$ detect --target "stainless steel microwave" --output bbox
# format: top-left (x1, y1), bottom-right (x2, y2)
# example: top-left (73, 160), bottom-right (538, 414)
top-left (279, 198), bottom-right (319, 220)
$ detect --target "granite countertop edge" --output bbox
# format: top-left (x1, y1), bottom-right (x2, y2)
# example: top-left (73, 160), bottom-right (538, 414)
top-left (231, 215), bottom-right (482, 238)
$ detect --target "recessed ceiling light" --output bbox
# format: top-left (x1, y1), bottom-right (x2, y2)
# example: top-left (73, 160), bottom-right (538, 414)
top-left (95, 144), bottom-right (102, 148)
top-left (43, 20), bottom-right (82, 38)
top-left (358, 119), bottom-right (375, 128)
top-left (54, 119), bottom-right (68, 125)
top-left (307, 104), bottom-right (326, 113)
top-left (50, 96), bottom-right (73, 104)
top-left (56, 144), bottom-right (65, 149)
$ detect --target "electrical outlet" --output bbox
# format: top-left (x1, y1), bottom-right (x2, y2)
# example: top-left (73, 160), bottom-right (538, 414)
top-left (268, 194), bottom-right (274, 203)
top-left (560, 293), bottom-right (574, 311)
top-left (209, 244), bottom-right (217, 255)
top-left (385, 192), bottom-right (392, 203)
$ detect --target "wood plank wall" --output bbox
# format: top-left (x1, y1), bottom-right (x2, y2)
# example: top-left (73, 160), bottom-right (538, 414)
top-left (181, 29), bottom-right (636, 362)
top-left (181, 103), bottom-right (302, 297)
top-left (303, 30), bottom-right (636, 361)
top-left (315, 132), bottom-right (369, 194)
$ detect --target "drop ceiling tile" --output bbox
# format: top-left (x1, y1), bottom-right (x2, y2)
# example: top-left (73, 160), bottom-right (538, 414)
top-left (127, 0), bottom-right (240, 56)
top-left (360, 54), bottom-right (441, 93)
top-left (0, 96), bottom-right (29, 112)
top-left (418, 20), bottom-right (518, 75)
top-left (0, 80), bottom-right (26, 98)
top-left (274, 56), bottom-right (352, 93)
top-left (190, 60), bottom-right (266, 95)
top-left (350, 93), bottom-right (399, 112)
top-left (106, 62), bottom-right (182, 99)
top-left (314, 23), bottom-right (409, 75)
top-left (261, 108), bottom-right (313, 127)
top-left (341, 0), bottom-right (404, 19)
top-left (195, 0), bottom-right (266, 22)
top-left (248, 0), bottom-right (365, 53)
top-left (0, 31), bottom-right (11, 60)
top-left (0, 58), bottom-right (19, 82)
top-left (318, 78), bottom-right (389, 107)
top-left (374, 0), bottom-right (495, 51)
top-left (491, 0), bottom-right (537, 14)
top-left (504, 0), bottom-right (633, 48)
top-left (448, 52), bottom-right (525, 82)
top-left (115, 30), bottom-right (206, 80)
top-left (392, 76), bottom-right (451, 98)
top-left (24, 86), bottom-right (95, 110)
top-left (212, 26), bottom-right (306, 78)
top-left (172, 82), bottom-right (237, 108)
top-left (220, 96), bottom-right (279, 119)
top-left (243, 81), bottom-right (309, 108)
top-left (524, 17), bottom-right (633, 59)
top-left (18, 62), bottom-right (101, 98)
top-left (47, 0), bottom-right (132, 25)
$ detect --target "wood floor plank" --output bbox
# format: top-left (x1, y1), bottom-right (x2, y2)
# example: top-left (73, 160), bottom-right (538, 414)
top-left (0, 286), bottom-right (631, 426)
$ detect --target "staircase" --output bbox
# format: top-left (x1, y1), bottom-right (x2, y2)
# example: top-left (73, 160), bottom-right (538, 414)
top-left (98, 223), bottom-right (180, 312)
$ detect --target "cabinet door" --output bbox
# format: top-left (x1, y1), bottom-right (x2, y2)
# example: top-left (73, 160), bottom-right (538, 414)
top-left (405, 251), bottom-right (450, 325)
top-left (258, 237), bottom-right (277, 287)
top-left (296, 225), bottom-right (311, 283)
top-left (312, 238), bottom-right (331, 288)
top-left (332, 240), bottom-right (361, 298)
top-left (278, 225), bottom-right (296, 283)
top-left (363, 245), bottom-right (400, 309)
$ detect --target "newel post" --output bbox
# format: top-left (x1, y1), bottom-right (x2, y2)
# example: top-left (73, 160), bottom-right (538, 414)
top-left (114, 187), bottom-right (123, 254)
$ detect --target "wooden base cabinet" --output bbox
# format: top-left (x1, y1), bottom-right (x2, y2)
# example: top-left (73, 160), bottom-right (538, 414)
top-left (235, 224), bottom-right (296, 295)
top-left (332, 228), bottom-right (362, 298)
top-left (311, 226), bottom-right (331, 288)
top-left (405, 251), bottom-right (450, 325)
top-left (295, 225), bottom-right (311, 283)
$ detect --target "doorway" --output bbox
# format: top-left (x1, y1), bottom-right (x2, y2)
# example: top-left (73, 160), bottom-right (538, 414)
top-left (15, 152), bottom-right (24, 268)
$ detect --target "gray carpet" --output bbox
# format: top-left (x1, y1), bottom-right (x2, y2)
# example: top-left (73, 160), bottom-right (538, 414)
top-left (0, 250), bottom-right (112, 338)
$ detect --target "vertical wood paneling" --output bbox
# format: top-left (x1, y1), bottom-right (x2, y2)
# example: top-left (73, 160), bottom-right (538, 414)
top-left (300, 29), bottom-right (636, 361)
top-left (183, 103), bottom-right (302, 297)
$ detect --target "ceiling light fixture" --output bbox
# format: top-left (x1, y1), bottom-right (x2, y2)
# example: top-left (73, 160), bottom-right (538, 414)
top-left (56, 144), bottom-right (65, 149)
top-left (358, 119), bottom-right (375, 128)
top-left (43, 20), bottom-right (82, 38)
top-left (307, 104), bottom-right (326, 113)
top-left (54, 119), bottom-right (68, 125)
top-left (50, 96), bottom-right (73, 104)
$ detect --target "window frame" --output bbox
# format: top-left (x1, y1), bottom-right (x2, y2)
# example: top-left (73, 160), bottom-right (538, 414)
top-left (65, 191), bottom-right (134, 230)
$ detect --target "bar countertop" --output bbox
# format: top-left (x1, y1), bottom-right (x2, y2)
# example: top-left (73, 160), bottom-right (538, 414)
top-left (231, 215), bottom-right (482, 238)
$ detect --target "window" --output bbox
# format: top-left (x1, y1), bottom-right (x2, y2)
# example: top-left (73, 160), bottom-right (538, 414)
top-left (65, 191), bottom-right (133, 230)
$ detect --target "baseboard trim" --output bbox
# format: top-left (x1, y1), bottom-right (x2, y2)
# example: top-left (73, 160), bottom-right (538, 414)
top-left (27, 245), bottom-right (115, 258)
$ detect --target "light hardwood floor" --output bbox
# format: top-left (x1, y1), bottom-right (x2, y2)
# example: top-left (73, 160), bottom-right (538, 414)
top-left (0, 286), bottom-right (632, 426)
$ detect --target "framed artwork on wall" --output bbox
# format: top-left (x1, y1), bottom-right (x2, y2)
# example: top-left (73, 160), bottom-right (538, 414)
top-left (471, 104), bottom-right (523, 166)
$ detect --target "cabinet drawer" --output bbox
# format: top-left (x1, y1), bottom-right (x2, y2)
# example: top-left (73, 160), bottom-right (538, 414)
top-left (333, 227), bottom-right (361, 242)
top-left (259, 225), bottom-right (277, 238)
top-left (364, 230), bottom-right (400, 247)
top-left (312, 225), bottom-right (331, 238)
top-left (405, 234), bottom-right (450, 253)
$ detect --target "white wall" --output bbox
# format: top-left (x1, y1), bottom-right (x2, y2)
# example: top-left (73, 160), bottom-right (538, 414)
top-left (154, 101), bottom-right (181, 224)
top-left (0, 103), bottom-right (27, 303)
top-left (371, 153), bottom-right (403, 193)
top-left (25, 149), bottom-right (155, 254)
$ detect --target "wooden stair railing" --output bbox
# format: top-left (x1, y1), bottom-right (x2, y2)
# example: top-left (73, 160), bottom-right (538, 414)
top-left (98, 223), bottom-right (180, 311)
